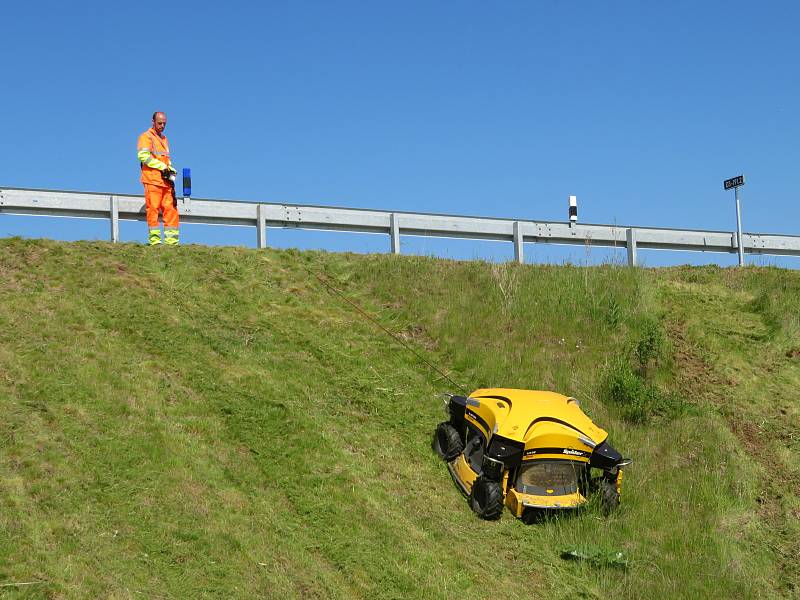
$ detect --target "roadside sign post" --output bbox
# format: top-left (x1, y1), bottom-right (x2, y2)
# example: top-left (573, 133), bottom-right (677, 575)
top-left (723, 175), bottom-right (745, 266)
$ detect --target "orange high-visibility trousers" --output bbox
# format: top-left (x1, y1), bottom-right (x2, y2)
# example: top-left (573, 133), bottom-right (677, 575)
top-left (144, 184), bottom-right (179, 228)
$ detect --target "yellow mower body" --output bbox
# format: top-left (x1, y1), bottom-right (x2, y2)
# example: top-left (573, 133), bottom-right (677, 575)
top-left (433, 388), bottom-right (629, 522)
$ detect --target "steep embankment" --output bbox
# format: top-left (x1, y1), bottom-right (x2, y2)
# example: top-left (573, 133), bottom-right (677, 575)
top-left (0, 238), bottom-right (797, 599)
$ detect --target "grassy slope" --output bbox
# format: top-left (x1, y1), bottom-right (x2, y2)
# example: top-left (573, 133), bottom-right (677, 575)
top-left (0, 238), bottom-right (797, 599)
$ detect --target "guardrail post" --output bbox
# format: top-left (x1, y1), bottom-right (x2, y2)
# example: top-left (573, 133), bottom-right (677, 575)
top-left (257, 204), bottom-right (267, 249)
top-left (513, 221), bottom-right (524, 264)
top-left (626, 228), bottom-right (637, 266)
top-left (110, 195), bottom-right (119, 243)
top-left (390, 213), bottom-right (400, 255)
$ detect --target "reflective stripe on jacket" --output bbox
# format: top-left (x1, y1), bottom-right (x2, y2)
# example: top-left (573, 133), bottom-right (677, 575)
top-left (137, 128), bottom-right (171, 187)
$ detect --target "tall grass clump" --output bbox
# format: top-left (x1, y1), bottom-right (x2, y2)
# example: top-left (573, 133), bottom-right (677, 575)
top-left (743, 269), bottom-right (800, 342)
top-left (633, 317), bottom-right (665, 375)
top-left (600, 357), bottom-right (684, 423)
top-left (600, 315), bottom-right (685, 423)
top-left (350, 258), bottom-right (657, 402)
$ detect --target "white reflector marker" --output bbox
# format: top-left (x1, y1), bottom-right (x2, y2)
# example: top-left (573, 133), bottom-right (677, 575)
top-left (569, 195), bottom-right (578, 226)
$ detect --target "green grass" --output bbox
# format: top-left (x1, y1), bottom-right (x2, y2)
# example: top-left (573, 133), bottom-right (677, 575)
top-left (0, 238), bottom-right (797, 598)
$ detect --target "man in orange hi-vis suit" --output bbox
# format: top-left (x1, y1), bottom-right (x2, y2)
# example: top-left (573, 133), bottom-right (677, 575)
top-left (137, 112), bottom-right (179, 245)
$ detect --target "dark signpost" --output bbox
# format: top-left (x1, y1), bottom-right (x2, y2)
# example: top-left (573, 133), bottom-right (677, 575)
top-left (723, 175), bottom-right (745, 266)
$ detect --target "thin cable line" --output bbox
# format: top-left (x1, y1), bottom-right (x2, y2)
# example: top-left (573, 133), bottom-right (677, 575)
top-left (309, 268), bottom-right (469, 396)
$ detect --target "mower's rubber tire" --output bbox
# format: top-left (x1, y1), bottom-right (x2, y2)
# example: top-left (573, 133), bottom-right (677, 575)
top-left (600, 478), bottom-right (620, 514)
top-left (469, 476), bottom-right (504, 520)
top-left (432, 422), bottom-right (464, 461)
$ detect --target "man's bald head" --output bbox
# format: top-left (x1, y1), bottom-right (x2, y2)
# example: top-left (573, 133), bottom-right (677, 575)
top-left (152, 112), bottom-right (167, 136)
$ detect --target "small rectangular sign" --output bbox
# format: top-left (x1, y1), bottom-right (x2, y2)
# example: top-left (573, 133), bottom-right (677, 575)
top-left (724, 175), bottom-right (745, 190)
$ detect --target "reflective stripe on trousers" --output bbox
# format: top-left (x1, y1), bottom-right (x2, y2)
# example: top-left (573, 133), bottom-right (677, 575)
top-left (164, 229), bottom-right (179, 246)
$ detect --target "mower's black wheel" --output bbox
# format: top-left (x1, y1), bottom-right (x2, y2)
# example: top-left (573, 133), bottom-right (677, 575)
top-left (469, 476), bottom-right (504, 520)
top-left (432, 422), bottom-right (464, 461)
top-left (600, 477), bottom-right (620, 514)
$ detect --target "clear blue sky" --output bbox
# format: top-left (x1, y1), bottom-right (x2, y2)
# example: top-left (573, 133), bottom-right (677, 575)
top-left (2, 1), bottom-right (799, 266)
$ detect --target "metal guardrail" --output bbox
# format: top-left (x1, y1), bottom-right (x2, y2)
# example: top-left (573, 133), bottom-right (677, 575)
top-left (2, 186), bottom-right (800, 266)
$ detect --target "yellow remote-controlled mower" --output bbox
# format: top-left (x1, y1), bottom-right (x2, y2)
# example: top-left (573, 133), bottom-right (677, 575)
top-left (432, 388), bottom-right (631, 522)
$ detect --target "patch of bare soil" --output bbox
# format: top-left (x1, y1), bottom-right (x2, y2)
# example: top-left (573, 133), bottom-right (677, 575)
top-left (667, 321), bottom-right (731, 405)
top-left (397, 324), bottom-right (438, 352)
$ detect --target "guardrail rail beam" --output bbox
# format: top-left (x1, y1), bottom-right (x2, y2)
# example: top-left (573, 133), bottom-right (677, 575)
top-left (1, 187), bottom-right (799, 263)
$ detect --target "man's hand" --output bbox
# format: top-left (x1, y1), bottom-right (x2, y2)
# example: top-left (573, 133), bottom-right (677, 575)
top-left (162, 166), bottom-right (177, 183)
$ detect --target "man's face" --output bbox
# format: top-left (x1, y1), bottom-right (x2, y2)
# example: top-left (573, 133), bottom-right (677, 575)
top-left (153, 113), bottom-right (167, 135)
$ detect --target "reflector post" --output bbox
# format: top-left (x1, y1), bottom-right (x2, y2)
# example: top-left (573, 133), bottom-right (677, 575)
top-left (569, 195), bottom-right (577, 226)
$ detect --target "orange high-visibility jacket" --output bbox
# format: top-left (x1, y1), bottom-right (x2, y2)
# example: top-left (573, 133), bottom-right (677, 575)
top-left (137, 128), bottom-right (172, 188)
